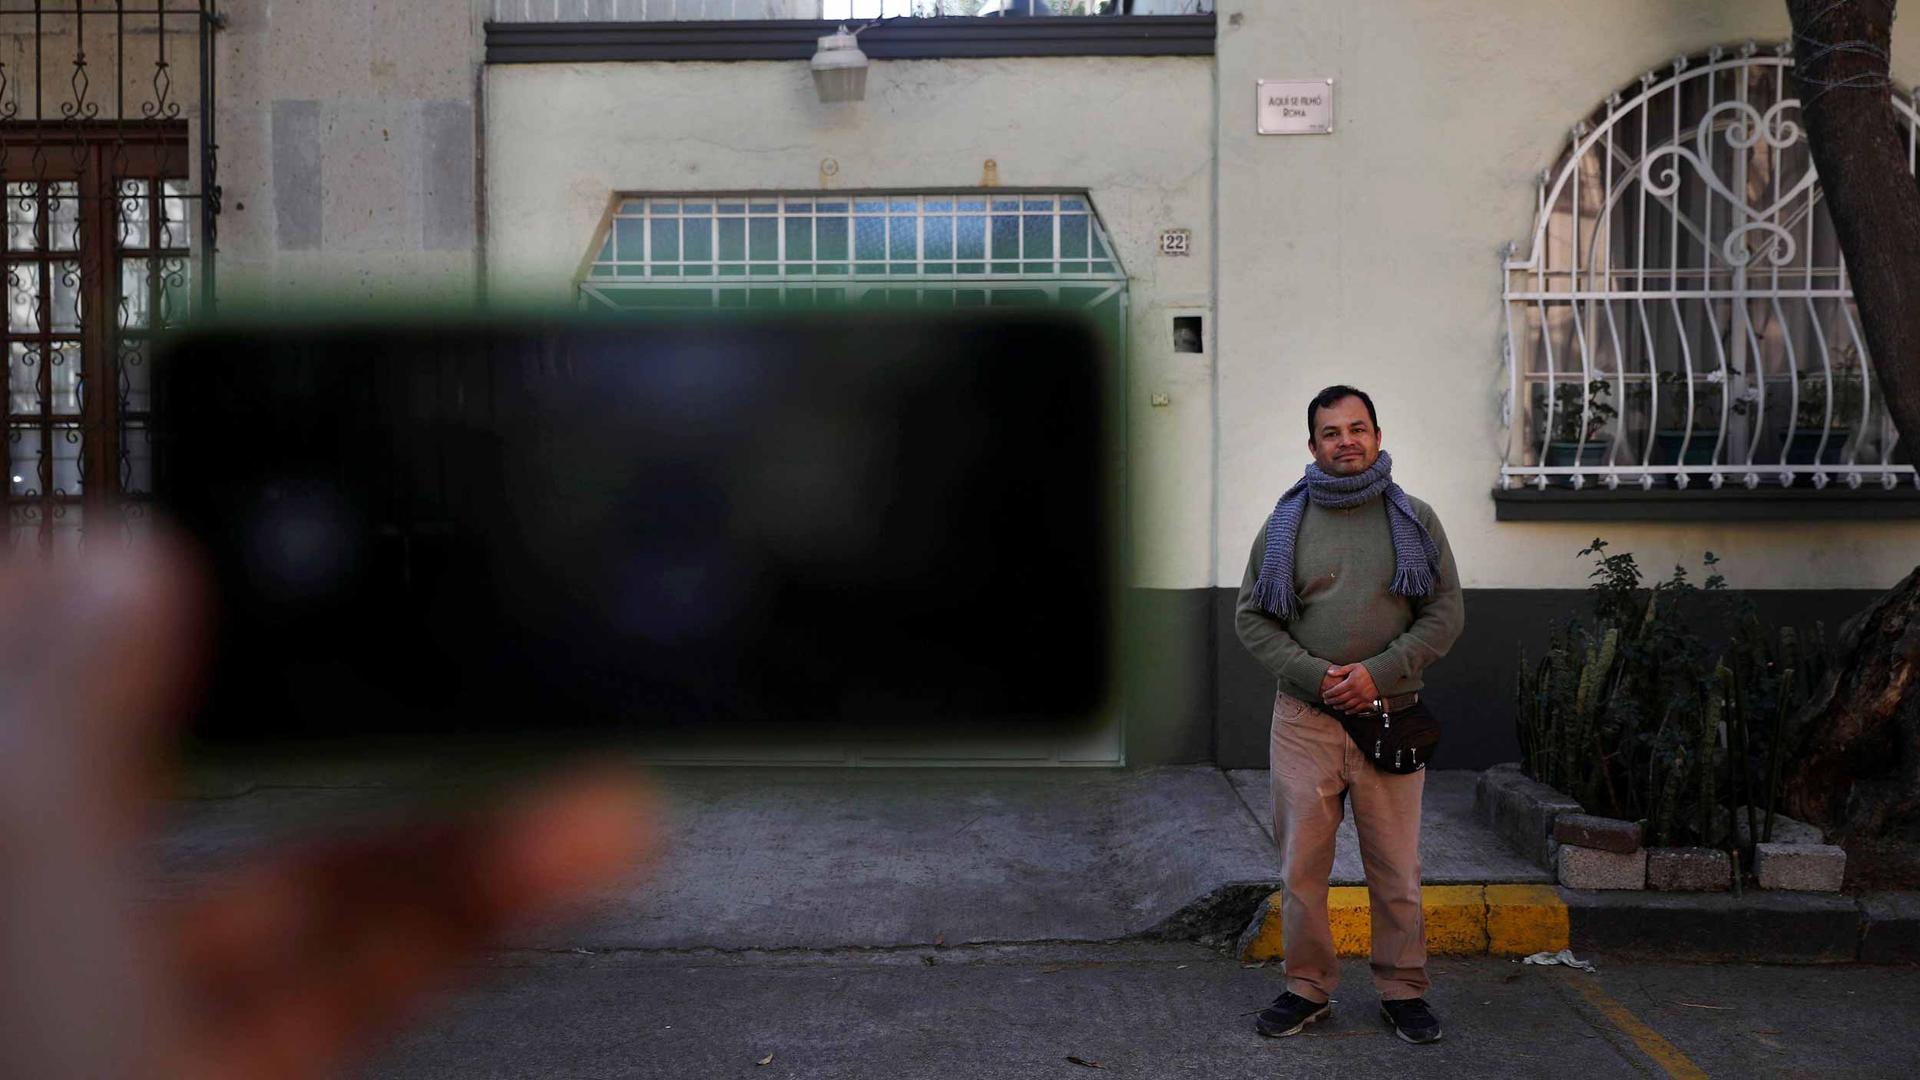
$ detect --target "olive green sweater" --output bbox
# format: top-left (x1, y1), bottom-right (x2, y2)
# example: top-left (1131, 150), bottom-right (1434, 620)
top-left (1233, 493), bottom-right (1465, 706)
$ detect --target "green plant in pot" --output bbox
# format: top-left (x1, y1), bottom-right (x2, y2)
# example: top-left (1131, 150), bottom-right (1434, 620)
top-left (1538, 379), bottom-right (1616, 468)
top-left (1641, 369), bottom-right (1749, 467)
top-left (1783, 349), bottom-right (1864, 466)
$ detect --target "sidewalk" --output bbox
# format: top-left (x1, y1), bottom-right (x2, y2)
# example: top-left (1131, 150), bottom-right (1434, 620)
top-left (156, 760), bottom-right (1540, 953)
top-left (1223, 769), bottom-right (1550, 886)
top-left (159, 764), bottom-right (1282, 949)
top-left (158, 758), bottom-right (1920, 964)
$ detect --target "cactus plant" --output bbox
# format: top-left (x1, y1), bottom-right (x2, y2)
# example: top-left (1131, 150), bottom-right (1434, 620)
top-left (1513, 539), bottom-right (1827, 854)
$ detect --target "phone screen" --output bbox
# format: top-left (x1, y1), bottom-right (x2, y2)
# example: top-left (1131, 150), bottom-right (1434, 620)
top-left (152, 310), bottom-right (1115, 751)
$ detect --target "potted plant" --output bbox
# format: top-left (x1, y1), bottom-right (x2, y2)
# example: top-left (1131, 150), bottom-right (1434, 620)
top-left (1643, 369), bottom-right (1748, 467)
top-left (1782, 353), bottom-right (1864, 466)
top-left (1537, 379), bottom-right (1615, 468)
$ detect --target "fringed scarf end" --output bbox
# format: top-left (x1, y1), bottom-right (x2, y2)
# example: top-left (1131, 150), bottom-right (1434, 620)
top-left (1389, 564), bottom-right (1435, 599)
top-left (1251, 576), bottom-right (1297, 622)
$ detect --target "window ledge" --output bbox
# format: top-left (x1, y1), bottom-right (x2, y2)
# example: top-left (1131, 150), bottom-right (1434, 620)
top-left (484, 15), bottom-right (1216, 64)
top-left (1492, 484), bottom-right (1920, 521)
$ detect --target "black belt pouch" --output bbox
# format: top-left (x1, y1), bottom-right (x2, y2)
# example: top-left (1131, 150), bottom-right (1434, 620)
top-left (1329, 701), bottom-right (1440, 775)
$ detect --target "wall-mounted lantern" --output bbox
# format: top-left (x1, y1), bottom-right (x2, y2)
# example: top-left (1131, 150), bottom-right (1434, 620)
top-left (810, 25), bottom-right (869, 104)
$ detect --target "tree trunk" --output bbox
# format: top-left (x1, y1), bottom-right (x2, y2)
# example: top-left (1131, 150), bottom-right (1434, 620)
top-left (1778, 1), bottom-right (1920, 838)
top-left (1781, 567), bottom-right (1920, 837)
top-left (1788, 0), bottom-right (1920, 443)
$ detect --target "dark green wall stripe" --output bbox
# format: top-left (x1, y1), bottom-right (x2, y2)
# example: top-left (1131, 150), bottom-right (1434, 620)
top-left (1122, 586), bottom-right (1884, 770)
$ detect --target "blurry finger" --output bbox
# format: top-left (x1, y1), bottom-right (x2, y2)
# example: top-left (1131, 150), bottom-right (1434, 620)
top-left (0, 537), bottom-right (204, 833)
top-left (175, 768), bottom-right (657, 997)
top-left (172, 768), bottom-right (658, 1078)
top-left (0, 538), bottom-right (206, 1080)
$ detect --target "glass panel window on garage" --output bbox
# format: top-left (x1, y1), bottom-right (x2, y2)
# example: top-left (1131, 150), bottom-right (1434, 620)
top-left (577, 192), bottom-right (1128, 347)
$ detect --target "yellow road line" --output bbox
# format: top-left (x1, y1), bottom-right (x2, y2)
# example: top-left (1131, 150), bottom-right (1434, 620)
top-left (1567, 976), bottom-right (1709, 1080)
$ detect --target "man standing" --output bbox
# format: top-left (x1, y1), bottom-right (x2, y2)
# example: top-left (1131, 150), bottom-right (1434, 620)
top-left (1236, 385), bottom-right (1464, 1045)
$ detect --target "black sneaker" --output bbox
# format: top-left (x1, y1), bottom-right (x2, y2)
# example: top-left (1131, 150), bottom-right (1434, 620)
top-left (1380, 997), bottom-right (1443, 1044)
top-left (1254, 991), bottom-right (1331, 1037)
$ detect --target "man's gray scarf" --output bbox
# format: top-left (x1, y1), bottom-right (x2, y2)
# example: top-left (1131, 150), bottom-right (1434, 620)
top-left (1250, 450), bottom-right (1439, 622)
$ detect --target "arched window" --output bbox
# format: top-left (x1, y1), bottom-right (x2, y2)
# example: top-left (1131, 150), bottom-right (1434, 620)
top-left (1500, 43), bottom-right (1917, 494)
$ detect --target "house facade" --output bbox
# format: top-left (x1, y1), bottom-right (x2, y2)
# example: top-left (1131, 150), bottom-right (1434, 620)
top-left (7, 1), bottom-right (1917, 766)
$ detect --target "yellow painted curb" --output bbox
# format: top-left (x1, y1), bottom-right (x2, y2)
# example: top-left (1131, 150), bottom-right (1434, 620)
top-left (1424, 885), bottom-right (1493, 955)
top-left (1487, 883), bottom-right (1570, 956)
top-left (1327, 886), bottom-right (1376, 956)
top-left (1239, 883), bottom-right (1572, 961)
top-left (1239, 894), bottom-right (1287, 961)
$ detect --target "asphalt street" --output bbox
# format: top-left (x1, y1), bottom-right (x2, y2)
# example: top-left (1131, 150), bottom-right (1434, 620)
top-left (160, 765), bottom-right (1920, 1078)
top-left (362, 945), bottom-right (1920, 1079)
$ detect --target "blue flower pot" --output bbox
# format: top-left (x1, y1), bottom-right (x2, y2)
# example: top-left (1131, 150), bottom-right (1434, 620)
top-left (1544, 442), bottom-right (1609, 468)
top-left (1780, 430), bottom-right (1851, 466)
top-left (1649, 431), bottom-right (1717, 466)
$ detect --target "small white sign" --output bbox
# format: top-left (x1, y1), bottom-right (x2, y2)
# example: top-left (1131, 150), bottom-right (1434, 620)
top-left (1159, 228), bottom-right (1191, 257)
top-left (1257, 79), bottom-right (1335, 135)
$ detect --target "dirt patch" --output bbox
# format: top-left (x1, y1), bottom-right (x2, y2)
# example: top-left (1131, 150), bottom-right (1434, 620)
top-left (1843, 837), bottom-right (1920, 892)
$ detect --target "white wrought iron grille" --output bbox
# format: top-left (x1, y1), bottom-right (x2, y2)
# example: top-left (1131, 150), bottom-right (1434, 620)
top-left (579, 192), bottom-right (1125, 312)
top-left (489, 1), bottom-right (1209, 21)
top-left (1500, 43), bottom-right (1918, 494)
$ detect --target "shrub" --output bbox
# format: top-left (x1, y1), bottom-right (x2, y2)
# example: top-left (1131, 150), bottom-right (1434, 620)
top-left (1515, 539), bottom-right (1829, 849)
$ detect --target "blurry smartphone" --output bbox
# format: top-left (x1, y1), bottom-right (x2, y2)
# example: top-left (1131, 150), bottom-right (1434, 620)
top-left (151, 309), bottom-right (1115, 752)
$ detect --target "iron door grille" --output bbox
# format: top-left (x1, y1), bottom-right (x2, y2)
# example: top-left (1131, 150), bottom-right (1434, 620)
top-left (0, 1), bottom-right (220, 549)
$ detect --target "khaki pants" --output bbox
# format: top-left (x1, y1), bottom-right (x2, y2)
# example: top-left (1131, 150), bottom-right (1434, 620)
top-left (1269, 690), bottom-right (1428, 1003)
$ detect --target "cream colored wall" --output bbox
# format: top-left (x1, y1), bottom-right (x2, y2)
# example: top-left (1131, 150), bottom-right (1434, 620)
top-left (210, 0), bottom-right (483, 307)
top-left (484, 56), bottom-right (1218, 588)
top-left (220, 1), bottom-right (1920, 592)
top-left (0, 1), bottom-right (483, 304)
top-left (1214, 1), bottom-right (1920, 592)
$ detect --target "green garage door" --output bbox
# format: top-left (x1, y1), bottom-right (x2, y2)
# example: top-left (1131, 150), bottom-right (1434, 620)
top-left (574, 191), bottom-right (1128, 766)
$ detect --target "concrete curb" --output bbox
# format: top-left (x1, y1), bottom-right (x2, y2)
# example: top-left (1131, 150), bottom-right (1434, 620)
top-left (1235, 884), bottom-right (1920, 964)
top-left (1859, 892), bottom-right (1920, 965)
top-left (1475, 764), bottom-right (1581, 870)
top-left (1563, 890), bottom-right (1859, 962)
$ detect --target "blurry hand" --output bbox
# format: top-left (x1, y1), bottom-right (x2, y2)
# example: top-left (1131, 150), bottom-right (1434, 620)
top-left (0, 539), bottom-right (659, 1080)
